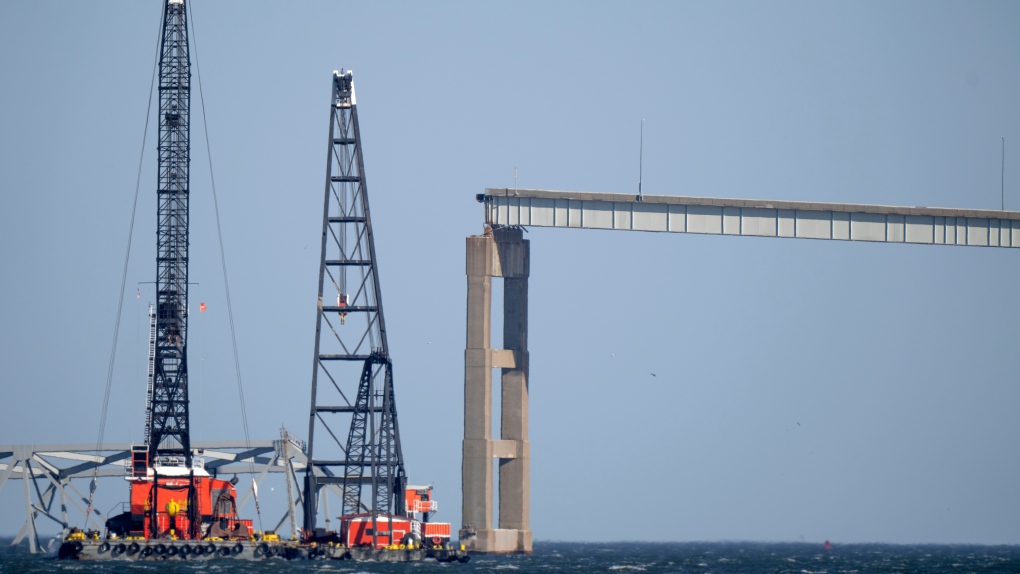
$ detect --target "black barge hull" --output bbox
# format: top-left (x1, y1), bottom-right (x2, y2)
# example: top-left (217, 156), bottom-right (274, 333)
top-left (58, 539), bottom-right (470, 562)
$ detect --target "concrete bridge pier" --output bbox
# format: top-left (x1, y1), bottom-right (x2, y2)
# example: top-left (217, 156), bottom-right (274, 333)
top-left (460, 226), bottom-right (532, 554)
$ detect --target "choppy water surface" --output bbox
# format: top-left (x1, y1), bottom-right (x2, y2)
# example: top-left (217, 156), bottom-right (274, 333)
top-left (2, 540), bottom-right (1019, 573)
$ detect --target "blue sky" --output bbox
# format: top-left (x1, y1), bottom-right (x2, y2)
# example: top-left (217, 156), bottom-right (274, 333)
top-left (1, 1), bottom-right (1019, 544)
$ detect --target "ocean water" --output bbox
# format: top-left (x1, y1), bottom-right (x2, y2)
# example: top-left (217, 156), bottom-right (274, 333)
top-left (2, 540), bottom-right (1019, 573)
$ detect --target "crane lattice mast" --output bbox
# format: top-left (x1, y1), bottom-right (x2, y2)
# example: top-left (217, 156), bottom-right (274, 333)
top-left (145, 0), bottom-right (199, 539)
top-left (149, 0), bottom-right (192, 466)
top-left (303, 71), bottom-right (406, 539)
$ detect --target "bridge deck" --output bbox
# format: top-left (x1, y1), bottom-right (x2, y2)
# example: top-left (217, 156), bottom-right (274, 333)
top-left (481, 188), bottom-right (1020, 248)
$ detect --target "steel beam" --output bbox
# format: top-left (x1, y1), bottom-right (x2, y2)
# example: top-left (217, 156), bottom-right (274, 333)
top-left (0, 440), bottom-right (276, 453)
top-left (0, 454), bottom-right (18, 495)
top-left (481, 188), bottom-right (1020, 247)
top-left (22, 458), bottom-right (38, 553)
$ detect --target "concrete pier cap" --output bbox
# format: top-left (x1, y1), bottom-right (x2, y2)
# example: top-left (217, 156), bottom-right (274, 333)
top-left (461, 226), bottom-right (532, 554)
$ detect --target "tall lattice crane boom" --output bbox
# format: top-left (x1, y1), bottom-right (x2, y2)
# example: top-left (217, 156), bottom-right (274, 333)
top-left (144, 0), bottom-right (201, 539)
top-left (149, 0), bottom-right (192, 466)
top-left (303, 70), bottom-right (406, 538)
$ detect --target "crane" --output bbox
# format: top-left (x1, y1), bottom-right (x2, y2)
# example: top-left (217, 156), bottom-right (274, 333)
top-left (302, 70), bottom-right (408, 544)
top-left (103, 0), bottom-right (253, 543)
top-left (146, 0), bottom-right (197, 537)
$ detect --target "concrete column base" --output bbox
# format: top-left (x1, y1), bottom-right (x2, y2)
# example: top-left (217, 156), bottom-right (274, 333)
top-left (458, 527), bottom-right (533, 554)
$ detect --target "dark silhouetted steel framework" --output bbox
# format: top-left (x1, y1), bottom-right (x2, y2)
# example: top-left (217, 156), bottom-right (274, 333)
top-left (303, 71), bottom-right (406, 538)
top-left (148, 0), bottom-right (198, 538)
top-left (149, 0), bottom-right (192, 463)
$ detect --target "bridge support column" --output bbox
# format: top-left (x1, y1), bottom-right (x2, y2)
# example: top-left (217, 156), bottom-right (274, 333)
top-left (461, 226), bottom-right (531, 554)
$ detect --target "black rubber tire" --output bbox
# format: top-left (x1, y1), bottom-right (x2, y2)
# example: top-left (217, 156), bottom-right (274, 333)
top-left (154, 544), bottom-right (166, 555)
top-left (180, 545), bottom-right (192, 556)
top-left (193, 545), bottom-right (205, 556)
top-left (219, 546), bottom-right (231, 557)
top-left (113, 543), bottom-right (126, 555)
top-left (232, 543), bottom-right (243, 555)
top-left (72, 541), bottom-right (84, 552)
top-left (142, 546), bottom-right (153, 557)
top-left (99, 541), bottom-right (110, 552)
top-left (205, 543), bottom-right (215, 554)
top-left (166, 545), bottom-right (178, 556)
top-left (255, 543), bottom-right (269, 557)
top-left (459, 555), bottom-right (471, 563)
top-left (128, 542), bottom-right (140, 554)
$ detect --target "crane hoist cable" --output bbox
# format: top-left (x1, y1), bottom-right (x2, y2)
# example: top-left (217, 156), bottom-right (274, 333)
top-left (188, 0), bottom-right (263, 533)
top-left (84, 7), bottom-right (164, 528)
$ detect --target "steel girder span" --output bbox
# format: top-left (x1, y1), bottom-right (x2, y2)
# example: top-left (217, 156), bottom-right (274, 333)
top-left (482, 188), bottom-right (1020, 246)
top-left (462, 188), bottom-right (1020, 554)
top-left (0, 438), bottom-right (320, 554)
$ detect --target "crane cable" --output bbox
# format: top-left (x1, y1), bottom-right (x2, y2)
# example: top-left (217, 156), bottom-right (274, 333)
top-left (83, 7), bottom-right (164, 529)
top-left (188, 0), bottom-right (264, 534)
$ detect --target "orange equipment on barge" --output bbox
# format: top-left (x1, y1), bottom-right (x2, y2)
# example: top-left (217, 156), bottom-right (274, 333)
top-left (104, 447), bottom-right (252, 540)
top-left (337, 485), bottom-right (452, 549)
